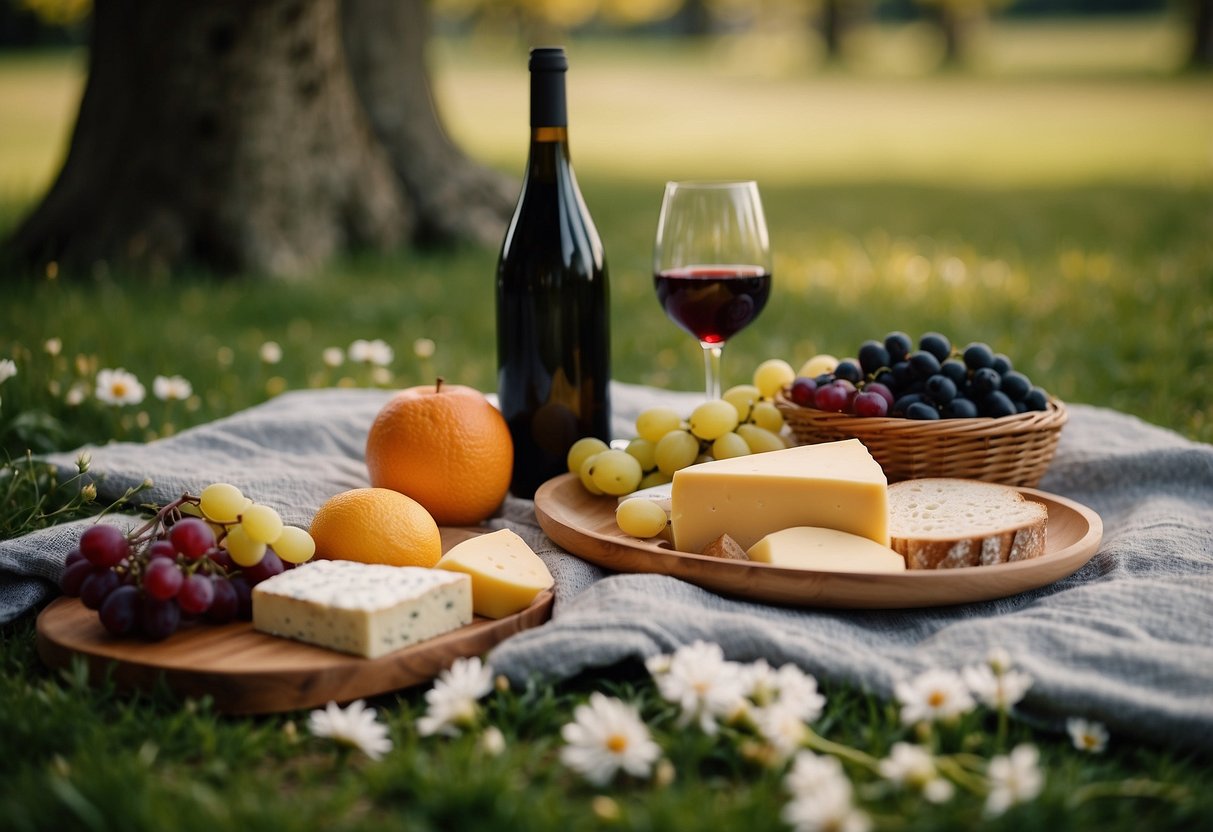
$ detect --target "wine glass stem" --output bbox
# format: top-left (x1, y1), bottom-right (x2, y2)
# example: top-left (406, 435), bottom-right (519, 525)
top-left (700, 341), bottom-right (723, 400)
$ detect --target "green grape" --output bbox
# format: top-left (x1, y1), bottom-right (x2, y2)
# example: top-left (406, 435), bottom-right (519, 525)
top-left (625, 438), bottom-right (657, 472)
top-left (753, 359), bottom-right (796, 399)
top-left (797, 354), bottom-right (838, 380)
top-left (636, 407), bottom-right (682, 443)
top-left (688, 400), bottom-right (739, 441)
top-left (589, 450), bottom-right (644, 496)
top-left (615, 499), bottom-right (668, 539)
top-left (273, 525), bottom-right (316, 564)
top-left (654, 430), bottom-right (700, 477)
top-left (722, 384), bottom-right (761, 422)
top-left (199, 482), bottom-right (246, 524)
top-left (712, 431), bottom-right (751, 460)
top-left (737, 424), bottom-right (787, 454)
top-left (579, 453), bottom-right (605, 495)
top-left (241, 503), bottom-right (284, 545)
top-left (638, 470), bottom-right (672, 490)
top-left (751, 401), bottom-right (785, 433)
top-left (225, 524), bottom-right (267, 567)
top-left (567, 436), bottom-right (609, 475)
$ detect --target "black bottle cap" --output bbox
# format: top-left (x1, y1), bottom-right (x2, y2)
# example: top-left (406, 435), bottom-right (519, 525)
top-left (529, 47), bottom-right (568, 128)
top-left (529, 47), bottom-right (568, 73)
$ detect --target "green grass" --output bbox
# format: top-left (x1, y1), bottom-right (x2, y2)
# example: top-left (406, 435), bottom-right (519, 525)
top-left (2, 20), bottom-right (1213, 831)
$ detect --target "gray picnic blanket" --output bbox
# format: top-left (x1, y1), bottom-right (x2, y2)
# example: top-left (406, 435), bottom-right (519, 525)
top-left (1, 381), bottom-right (1211, 751)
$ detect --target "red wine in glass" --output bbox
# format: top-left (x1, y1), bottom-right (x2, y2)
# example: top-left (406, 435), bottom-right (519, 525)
top-left (654, 265), bottom-right (772, 345)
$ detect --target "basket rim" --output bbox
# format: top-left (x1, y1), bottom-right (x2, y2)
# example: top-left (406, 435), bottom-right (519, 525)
top-left (774, 392), bottom-right (1067, 437)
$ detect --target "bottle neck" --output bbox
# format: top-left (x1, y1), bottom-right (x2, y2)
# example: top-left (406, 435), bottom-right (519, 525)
top-left (530, 68), bottom-right (567, 129)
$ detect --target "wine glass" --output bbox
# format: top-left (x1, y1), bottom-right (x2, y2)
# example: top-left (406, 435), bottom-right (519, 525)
top-left (653, 180), bottom-right (772, 400)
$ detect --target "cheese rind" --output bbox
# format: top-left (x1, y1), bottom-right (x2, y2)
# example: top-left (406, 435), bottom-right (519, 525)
top-left (747, 526), bottom-right (906, 573)
top-left (670, 438), bottom-right (889, 554)
top-left (435, 528), bottom-right (553, 619)
top-left (252, 560), bottom-right (472, 659)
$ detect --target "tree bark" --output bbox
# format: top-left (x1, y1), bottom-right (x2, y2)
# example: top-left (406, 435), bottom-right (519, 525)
top-left (341, 0), bottom-right (514, 247)
top-left (5, 0), bottom-right (514, 279)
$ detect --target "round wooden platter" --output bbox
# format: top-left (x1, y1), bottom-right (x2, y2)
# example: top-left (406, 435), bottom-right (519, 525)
top-left (35, 528), bottom-right (554, 715)
top-left (534, 474), bottom-right (1103, 609)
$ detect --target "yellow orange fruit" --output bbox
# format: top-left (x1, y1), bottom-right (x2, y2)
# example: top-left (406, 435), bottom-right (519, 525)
top-left (365, 379), bottom-right (513, 526)
top-left (309, 487), bottom-right (442, 567)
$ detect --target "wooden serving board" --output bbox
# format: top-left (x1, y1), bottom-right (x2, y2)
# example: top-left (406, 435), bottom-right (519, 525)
top-left (534, 474), bottom-right (1103, 609)
top-left (36, 528), bottom-right (553, 714)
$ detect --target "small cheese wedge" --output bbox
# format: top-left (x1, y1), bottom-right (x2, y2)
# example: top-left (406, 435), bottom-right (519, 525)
top-left (671, 438), bottom-right (889, 554)
top-left (252, 560), bottom-right (472, 659)
top-left (436, 528), bottom-right (554, 619)
top-left (748, 526), bottom-right (906, 573)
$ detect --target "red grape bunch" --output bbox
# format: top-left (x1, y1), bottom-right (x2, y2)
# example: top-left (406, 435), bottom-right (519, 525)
top-left (58, 483), bottom-right (316, 640)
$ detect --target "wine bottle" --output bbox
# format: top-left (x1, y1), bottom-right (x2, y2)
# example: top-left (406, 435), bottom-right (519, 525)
top-left (496, 46), bottom-right (611, 499)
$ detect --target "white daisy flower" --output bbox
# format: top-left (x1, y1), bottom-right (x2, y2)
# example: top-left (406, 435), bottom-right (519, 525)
top-left (754, 704), bottom-right (808, 762)
top-left (478, 725), bottom-right (507, 757)
top-left (95, 368), bottom-right (145, 406)
top-left (152, 374), bottom-right (193, 401)
top-left (782, 752), bottom-right (868, 832)
top-left (878, 742), bottom-right (955, 803)
top-left (65, 384), bottom-right (87, 406)
top-left (1066, 717), bottom-right (1109, 754)
top-left (416, 656), bottom-right (495, 737)
top-left (307, 699), bottom-right (393, 760)
top-left (963, 663), bottom-right (1033, 711)
top-left (649, 641), bottom-right (748, 735)
top-left (349, 338), bottom-right (394, 366)
top-left (44, 338), bottom-right (62, 356)
top-left (413, 337), bottom-right (436, 359)
top-left (322, 346), bottom-right (344, 368)
top-left (0, 358), bottom-right (18, 385)
top-left (985, 743), bottom-right (1044, 817)
top-left (784, 750), bottom-right (852, 799)
top-left (559, 692), bottom-right (661, 787)
top-left (371, 366), bottom-right (393, 386)
top-left (781, 788), bottom-right (871, 832)
top-left (743, 660), bottom-right (827, 723)
top-left (259, 341), bottom-right (283, 364)
top-left (894, 668), bottom-right (976, 727)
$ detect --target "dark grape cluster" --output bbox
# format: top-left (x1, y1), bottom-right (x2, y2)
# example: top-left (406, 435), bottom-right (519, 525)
top-left (58, 494), bottom-right (296, 640)
top-left (788, 331), bottom-right (1052, 420)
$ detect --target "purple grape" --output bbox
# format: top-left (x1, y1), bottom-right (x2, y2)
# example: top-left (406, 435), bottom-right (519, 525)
top-left (243, 549), bottom-right (284, 585)
top-left (143, 558), bottom-right (184, 601)
top-left (79, 524), bottom-right (130, 567)
top-left (229, 576), bottom-right (253, 620)
top-left (177, 573), bottom-right (215, 615)
top-left (853, 391), bottom-right (889, 418)
top-left (205, 578), bottom-right (239, 623)
top-left (99, 585), bottom-right (139, 635)
top-left (863, 382), bottom-right (895, 408)
top-left (138, 598), bottom-right (181, 640)
top-left (906, 401), bottom-right (942, 420)
top-left (60, 559), bottom-right (97, 597)
top-left (833, 359), bottom-right (862, 384)
top-left (919, 332), bottom-right (952, 363)
top-left (884, 331), bottom-right (913, 363)
top-left (813, 381), bottom-right (852, 413)
top-left (962, 342), bottom-right (994, 370)
top-left (857, 340), bottom-right (890, 375)
top-left (80, 569), bottom-right (122, 610)
top-left (789, 376), bottom-right (817, 407)
top-left (147, 539), bottom-right (177, 560)
top-left (208, 547), bottom-right (236, 574)
top-left (908, 350), bottom-right (942, 380)
top-left (170, 517), bottom-right (215, 560)
top-left (64, 547), bottom-right (84, 568)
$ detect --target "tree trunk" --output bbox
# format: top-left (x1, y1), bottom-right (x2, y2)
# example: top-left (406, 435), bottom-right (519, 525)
top-left (1190, 0), bottom-right (1213, 70)
top-left (341, 0), bottom-right (514, 247)
top-left (5, 0), bottom-right (514, 279)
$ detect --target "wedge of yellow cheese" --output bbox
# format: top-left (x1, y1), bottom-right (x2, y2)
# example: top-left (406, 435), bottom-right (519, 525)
top-left (435, 528), bottom-right (554, 619)
top-left (748, 527), bottom-right (906, 573)
top-left (670, 438), bottom-right (889, 554)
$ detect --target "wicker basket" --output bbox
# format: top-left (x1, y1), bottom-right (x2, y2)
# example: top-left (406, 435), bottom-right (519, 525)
top-left (775, 393), bottom-right (1068, 487)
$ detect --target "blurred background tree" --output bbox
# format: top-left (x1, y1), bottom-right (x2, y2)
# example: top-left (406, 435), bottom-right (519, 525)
top-left (1, 0), bottom-right (1203, 279)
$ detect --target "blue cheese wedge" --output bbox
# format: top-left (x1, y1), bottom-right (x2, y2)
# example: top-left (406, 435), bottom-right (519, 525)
top-left (252, 560), bottom-right (472, 659)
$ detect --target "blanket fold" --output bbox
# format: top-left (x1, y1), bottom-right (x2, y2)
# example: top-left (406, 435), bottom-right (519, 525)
top-left (1, 382), bottom-right (1209, 751)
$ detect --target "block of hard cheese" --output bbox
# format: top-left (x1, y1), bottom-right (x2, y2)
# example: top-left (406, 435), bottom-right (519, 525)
top-left (252, 560), bottom-right (472, 659)
top-left (436, 528), bottom-right (554, 619)
top-left (748, 527), bottom-right (906, 573)
top-left (671, 438), bottom-right (889, 554)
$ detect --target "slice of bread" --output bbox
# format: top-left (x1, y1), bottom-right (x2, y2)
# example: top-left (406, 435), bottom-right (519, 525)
top-left (888, 478), bottom-right (1047, 570)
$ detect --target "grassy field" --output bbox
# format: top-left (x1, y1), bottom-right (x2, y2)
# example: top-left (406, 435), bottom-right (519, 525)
top-left (2, 17), bottom-right (1212, 832)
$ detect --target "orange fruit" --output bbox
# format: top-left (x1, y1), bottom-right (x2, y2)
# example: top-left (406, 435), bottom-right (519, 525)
top-left (365, 379), bottom-right (513, 526)
top-left (309, 487), bottom-right (442, 567)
